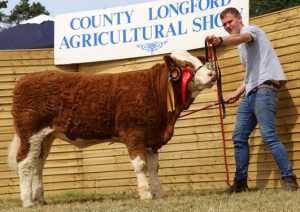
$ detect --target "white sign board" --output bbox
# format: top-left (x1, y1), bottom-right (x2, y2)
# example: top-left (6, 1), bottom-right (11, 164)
top-left (54, 0), bottom-right (249, 65)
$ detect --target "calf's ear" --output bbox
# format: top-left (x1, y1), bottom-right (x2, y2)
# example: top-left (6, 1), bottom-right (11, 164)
top-left (163, 55), bottom-right (181, 81)
top-left (197, 56), bottom-right (206, 65)
top-left (163, 55), bottom-right (175, 68)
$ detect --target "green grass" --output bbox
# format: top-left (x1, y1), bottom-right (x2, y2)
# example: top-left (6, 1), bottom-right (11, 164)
top-left (1, 189), bottom-right (299, 212)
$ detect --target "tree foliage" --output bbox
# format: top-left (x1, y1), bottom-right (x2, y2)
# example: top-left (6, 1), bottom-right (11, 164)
top-left (7, 0), bottom-right (49, 24)
top-left (0, 1), bottom-right (8, 22)
top-left (1, 0), bottom-right (300, 26)
top-left (6, 0), bottom-right (49, 25)
top-left (250, 0), bottom-right (300, 17)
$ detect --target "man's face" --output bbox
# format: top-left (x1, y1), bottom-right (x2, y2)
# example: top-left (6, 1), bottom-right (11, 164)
top-left (221, 13), bottom-right (242, 34)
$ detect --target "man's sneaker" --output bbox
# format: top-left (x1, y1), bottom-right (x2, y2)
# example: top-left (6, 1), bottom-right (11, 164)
top-left (282, 176), bottom-right (299, 191)
top-left (225, 178), bottom-right (249, 194)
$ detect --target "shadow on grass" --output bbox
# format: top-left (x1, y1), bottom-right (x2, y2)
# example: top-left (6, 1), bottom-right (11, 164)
top-left (47, 190), bottom-right (138, 205)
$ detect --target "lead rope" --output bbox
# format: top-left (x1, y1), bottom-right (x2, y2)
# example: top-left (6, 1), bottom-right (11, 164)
top-left (205, 40), bottom-right (231, 187)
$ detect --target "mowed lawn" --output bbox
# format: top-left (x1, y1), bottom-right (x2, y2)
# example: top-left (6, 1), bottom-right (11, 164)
top-left (1, 189), bottom-right (299, 212)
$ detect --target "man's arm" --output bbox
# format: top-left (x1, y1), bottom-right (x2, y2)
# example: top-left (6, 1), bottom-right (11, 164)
top-left (207, 33), bottom-right (253, 46)
top-left (224, 82), bottom-right (245, 104)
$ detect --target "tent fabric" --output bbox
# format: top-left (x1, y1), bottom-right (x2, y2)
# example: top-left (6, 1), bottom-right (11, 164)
top-left (20, 14), bottom-right (54, 24)
top-left (0, 20), bottom-right (54, 50)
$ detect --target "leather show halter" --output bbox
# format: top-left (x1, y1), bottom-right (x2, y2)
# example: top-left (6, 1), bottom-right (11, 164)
top-left (205, 39), bottom-right (230, 186)
top-left (205, 40), bottom-right (226, 119)
top-left (179, 40), bottom-right (231, 187)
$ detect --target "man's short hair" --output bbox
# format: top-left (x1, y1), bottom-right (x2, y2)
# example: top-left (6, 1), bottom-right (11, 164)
top-left (220, 7), bottom-right (241, 19)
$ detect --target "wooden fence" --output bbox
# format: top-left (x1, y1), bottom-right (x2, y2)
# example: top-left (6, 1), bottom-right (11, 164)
top-left (0, 6), bottom-right (299, 197)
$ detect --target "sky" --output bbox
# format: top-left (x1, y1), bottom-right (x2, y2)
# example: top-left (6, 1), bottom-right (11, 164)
top-left (4, 0), bottom-right (157, 16)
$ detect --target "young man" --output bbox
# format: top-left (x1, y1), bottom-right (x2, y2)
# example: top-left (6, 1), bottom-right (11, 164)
top-left (206, 7), bottom-right (298, 193)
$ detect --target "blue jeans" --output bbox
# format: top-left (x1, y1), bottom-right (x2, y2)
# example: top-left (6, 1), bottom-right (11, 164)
top-left (233, 87), bottom-right (295, 180)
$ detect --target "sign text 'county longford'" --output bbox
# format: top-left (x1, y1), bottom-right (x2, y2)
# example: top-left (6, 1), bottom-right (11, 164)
top-left (54, 0), bottom-right (249, 64)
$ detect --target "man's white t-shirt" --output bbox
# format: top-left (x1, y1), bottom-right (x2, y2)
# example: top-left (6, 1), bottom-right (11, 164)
top-left (238, 25), bottom-right (287, 95)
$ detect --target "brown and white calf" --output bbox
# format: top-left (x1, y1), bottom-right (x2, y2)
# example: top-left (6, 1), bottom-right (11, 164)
top-left (8, 50), bottom-right (216, 207)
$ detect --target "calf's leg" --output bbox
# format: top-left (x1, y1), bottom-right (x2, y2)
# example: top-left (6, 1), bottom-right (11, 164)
top-left (17, 128), bottom-right (54, 207)
top-left (126, 140), bottom-right (152, 200)
top-left (32, 135), bottom-right (54, 205)
top-left (146, 148), bottom-right (164, 198)
top-left (131, 156), bottom-right (152, 200)
top-left (18, 156), bottom-right (34, 207)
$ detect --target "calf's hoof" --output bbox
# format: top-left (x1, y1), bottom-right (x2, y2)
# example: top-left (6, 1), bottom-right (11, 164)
top-left (152, 190), bottom-right (165, 198)
top-left (140, 191), bottom-right (152, 200)
top-left (33, 196), bottom-right (47, 205)
top-left (34, 199), bottom-right (47, 205)
top-left (23, 201), bottom-right (34, 208)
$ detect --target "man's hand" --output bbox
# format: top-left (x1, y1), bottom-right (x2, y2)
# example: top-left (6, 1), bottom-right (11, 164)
top-left (206, 35), bottom-right (222, 46)
top-left (224, 83), bottom-right (245, 104)
top-left (224, 95), bottom-right (239, 104)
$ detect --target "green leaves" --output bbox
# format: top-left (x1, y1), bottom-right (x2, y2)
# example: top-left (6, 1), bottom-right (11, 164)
top-left (6, 0), bottom-right (49, 25)
top-left (0, 1), bottom-right (8, 22)
top-left (250, 0), bottom-right (300, 17)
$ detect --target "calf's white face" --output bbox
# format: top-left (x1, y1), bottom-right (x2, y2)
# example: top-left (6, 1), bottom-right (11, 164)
top-left (171, 50), bottom-right (216, 97)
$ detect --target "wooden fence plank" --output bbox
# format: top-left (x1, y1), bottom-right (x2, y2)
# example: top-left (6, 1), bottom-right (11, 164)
top-left (0, 7), bottom-right (300, 198)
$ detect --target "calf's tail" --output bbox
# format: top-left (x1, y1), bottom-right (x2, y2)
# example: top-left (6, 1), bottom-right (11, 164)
top-left (7, 134), bottom-right (20, 170)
